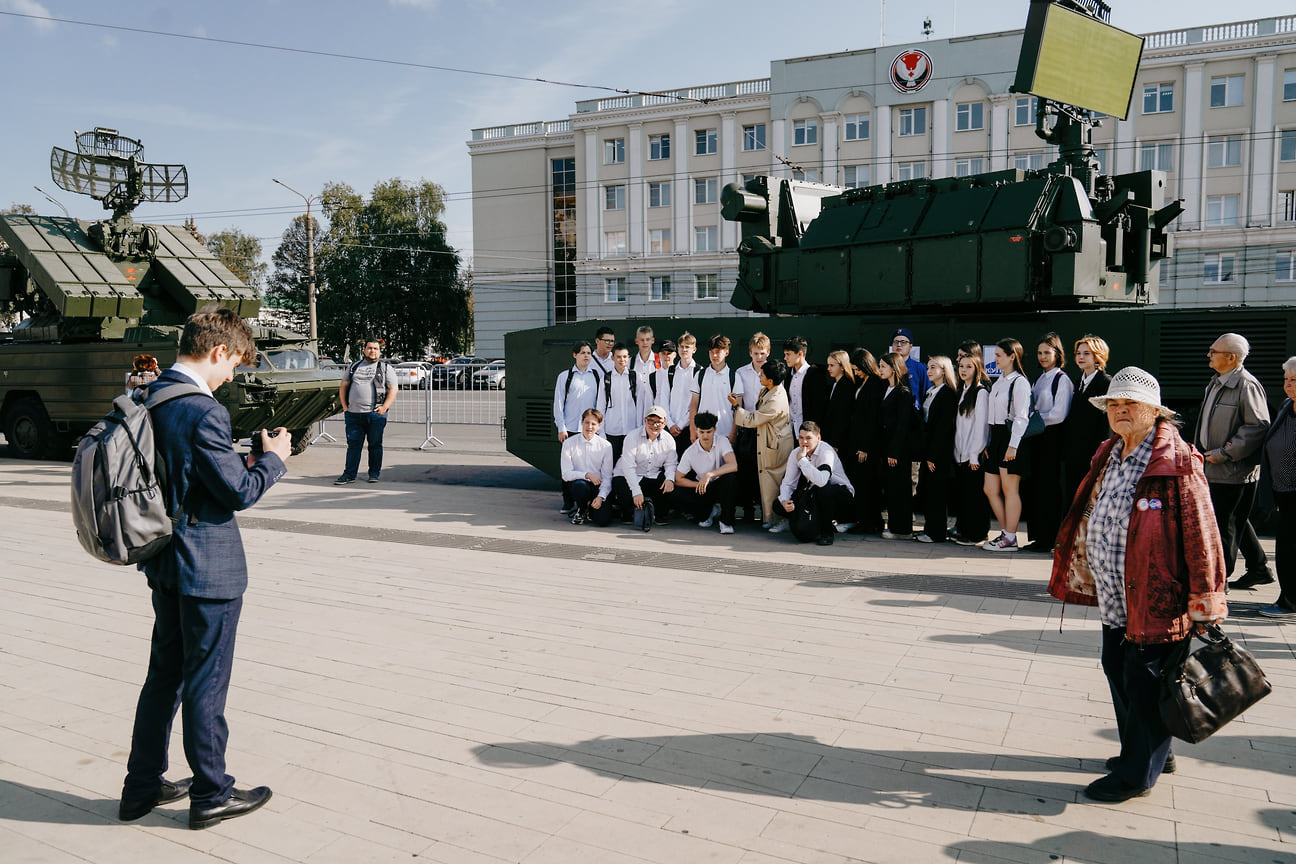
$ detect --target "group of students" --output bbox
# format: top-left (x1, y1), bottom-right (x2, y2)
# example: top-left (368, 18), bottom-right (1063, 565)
top-left (552, 324), bottom-right (1114, 550)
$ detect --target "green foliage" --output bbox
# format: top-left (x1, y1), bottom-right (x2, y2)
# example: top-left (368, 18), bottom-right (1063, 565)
top-left (205, 228), bottom-right (267, 292)
top-left (265, 214), bottom-right (320, 334)
top-left (316, 178), bottom-right (468, 360)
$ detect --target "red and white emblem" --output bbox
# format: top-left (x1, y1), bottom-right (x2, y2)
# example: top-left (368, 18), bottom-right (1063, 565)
top-left (890, 49), bottom-right (933, 93)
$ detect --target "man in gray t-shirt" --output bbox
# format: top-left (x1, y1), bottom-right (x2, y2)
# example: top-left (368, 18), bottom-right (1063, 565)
top-left (336, 339), bottom-right (398, 485)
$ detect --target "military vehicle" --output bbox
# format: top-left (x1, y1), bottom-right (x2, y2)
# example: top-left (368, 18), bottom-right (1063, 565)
top-left (0, 128), bottom-right (341, 458)
top-left (503, 0), bottom-right (1296, 478)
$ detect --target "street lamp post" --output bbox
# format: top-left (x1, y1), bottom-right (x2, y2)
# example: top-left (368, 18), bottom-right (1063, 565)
top-left (273, 178), bottom-right (321, 342)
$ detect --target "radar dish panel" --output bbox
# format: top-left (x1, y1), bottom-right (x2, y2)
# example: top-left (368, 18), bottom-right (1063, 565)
top-left (139, 163), bottom-right (189, 203)
top-left (50, 146), bottom-right (130, 199)
top-left (76, 127), bottom-right (143, 159)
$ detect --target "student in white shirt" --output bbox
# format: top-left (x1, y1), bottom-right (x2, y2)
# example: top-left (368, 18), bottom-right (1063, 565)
top-left (591, 327), bottom-right (616, 378)
top-left (774, 421), bottom-right (856, 546)
top-left (666, 332), bottom-right (701, 457)
top-left (560, 409), bottom-right (614, 526)
top-left (600, 344), bottom-right (639, 464)
top-left (689, 334), bottom-right (742, 441)
top-left (952, 352), bottom-right (992, 545)
top-left (612, 405), bottom-right (678, 524)
top-left (983, 338), bottom-right (1033, 552)
top-left (732, 332), bottom-right (769, 522)
top-left (552, 340), bottom-right (603, 513)
top-left (673, 411), bottom-right (739, 534)
top-left (1024, 332), bottom-right (1076, 554)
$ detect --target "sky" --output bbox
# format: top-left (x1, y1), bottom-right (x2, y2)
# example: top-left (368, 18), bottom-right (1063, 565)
top-left (2, 0), bottom-right (1293, 273)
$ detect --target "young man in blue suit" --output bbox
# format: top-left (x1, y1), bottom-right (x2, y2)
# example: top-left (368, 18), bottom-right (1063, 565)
top-left (118, 307), bottom-right (293, 830)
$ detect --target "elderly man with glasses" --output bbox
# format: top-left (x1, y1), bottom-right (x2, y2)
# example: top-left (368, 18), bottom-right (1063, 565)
top-left (611, 405), bottom-right (678, 526)
top-left (1197, 333), bottom-right (1272, 589)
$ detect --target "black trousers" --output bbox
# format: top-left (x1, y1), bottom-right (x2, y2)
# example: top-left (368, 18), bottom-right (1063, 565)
top-left (850, 456), bottom-right (883, 532)
top-left (1276, 490), bottom-right (1296, 605)
top-left (606, 434), bottom-right (626, 467)
top-left (612, 474), bottom-right (671, 520)
top-left (1101, 625), bottom-right (1179, 790)
top-left (1208, 481), bottom-right (1269, 577)
top-left (734, 428), bottom-right (760, 512)
top-left (882, 460), bottom-right (913, 535)
top-left (562, 479), bottom-right (614, 526)
top-left (1027, 424), bottom-right (1065, 549)
top-left (918, 460), bottom-right (952, 541)
top-left (791, 483), bottom-right (854, 540)
top-left (674, 473), bottom-right (737, 525)
top-left (953, 462), bottom-right (991, 542)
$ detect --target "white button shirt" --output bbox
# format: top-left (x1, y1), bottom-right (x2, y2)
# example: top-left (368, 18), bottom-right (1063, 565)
top-left (779, 440), bottom-right (855, 500)
top-left (560, 432), bottom-right (614, 498)
top-left (615, 426), bottom-right (679, 496)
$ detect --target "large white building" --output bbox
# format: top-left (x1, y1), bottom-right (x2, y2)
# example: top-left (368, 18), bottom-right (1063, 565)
top-left (468, 15), bottom-right (1296, 357)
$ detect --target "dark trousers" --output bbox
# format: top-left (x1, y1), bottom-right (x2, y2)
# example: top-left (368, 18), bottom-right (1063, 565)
top-left (1208, 481), bottom-right (1269, 577)
top-left (606, 434), bottom-right (626, 467)
top-left (343, 410), bottom-right (388, 480)
top-left (734, 429), bottom-right (760, 513)
top-left (792, 482), bottom-right (854, 540)
top-left (882, 460), bottom-right (913, 534)
top-left (1027, 424), bottom-right (1065, 549)
top-left (124, 585), bottom-right (243, 808)
top-left (850, 457), bottom-right (883, 531)
top-left (563, 479), bottom-right (614, 526)
top-left (674, 472), bottom-right (737, 525)
top-left (953, 462), bottom-right (991, 542)
top-left (612, 473), bottom-right (671, 520)
top-left (1101, 625), bottom-right (1179, 790)
top-left (1276, 490), bottom-right (1296, 605)
top-left (918, 461), bottom-right (952, 541)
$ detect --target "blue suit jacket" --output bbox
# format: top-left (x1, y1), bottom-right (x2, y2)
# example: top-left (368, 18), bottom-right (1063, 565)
top-left (140, 370), bottom-right (286, 599)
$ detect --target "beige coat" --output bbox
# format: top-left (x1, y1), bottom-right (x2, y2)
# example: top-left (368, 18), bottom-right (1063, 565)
top-left (734, 384), bottom-right (795, 520)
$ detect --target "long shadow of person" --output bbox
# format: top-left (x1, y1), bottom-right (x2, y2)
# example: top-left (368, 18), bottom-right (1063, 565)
top-left (0, 778), bottom-right (184, 827)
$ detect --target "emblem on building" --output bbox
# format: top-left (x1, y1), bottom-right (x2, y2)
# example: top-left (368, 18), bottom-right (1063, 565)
top-left (890, 49), bottom-right (933, 92)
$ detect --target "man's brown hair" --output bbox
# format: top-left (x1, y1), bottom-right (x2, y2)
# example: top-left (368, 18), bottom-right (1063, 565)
top-left (179, 306), bottom-right (256, 364)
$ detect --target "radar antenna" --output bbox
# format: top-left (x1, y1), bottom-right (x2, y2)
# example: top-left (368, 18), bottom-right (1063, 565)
top-left (47, 128), bottom-right (188, 259)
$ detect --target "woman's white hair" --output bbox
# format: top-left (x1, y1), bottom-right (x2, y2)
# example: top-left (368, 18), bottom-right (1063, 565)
top-left (1283, 356), bottom-right (1296, 376)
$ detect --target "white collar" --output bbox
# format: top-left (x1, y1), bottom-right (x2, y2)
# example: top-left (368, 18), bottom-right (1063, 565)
top-left (169, 362), bottom-right (214, 396)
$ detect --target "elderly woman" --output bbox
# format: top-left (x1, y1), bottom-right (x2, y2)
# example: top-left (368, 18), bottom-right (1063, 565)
top-left (731, 358), bottom-right (795, 529)
top-left (1049, 367), bottom-right (1226, 803)
top-left (1259, 357), bottom-right (1296, 618)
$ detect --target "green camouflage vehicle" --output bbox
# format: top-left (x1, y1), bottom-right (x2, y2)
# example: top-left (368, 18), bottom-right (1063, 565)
top-left (0, 128), bottom-right (340, 458)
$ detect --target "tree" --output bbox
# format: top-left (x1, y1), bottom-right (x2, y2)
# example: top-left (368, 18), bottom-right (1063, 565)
top-left (264, 214), bottom-right (320, 334)
top-left (205, 228), bottom-right (266, 293)
top-left (316, 178), bottom-right (468, 361)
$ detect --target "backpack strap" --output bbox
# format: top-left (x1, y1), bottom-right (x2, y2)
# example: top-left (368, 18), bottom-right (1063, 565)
top-left (141, 382), bottom-right (207, 526)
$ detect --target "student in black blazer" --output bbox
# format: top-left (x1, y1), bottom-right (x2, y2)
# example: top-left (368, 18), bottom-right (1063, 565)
top-left (848, 348), bottom-right (886, 533)
top-left (917, 356), bottom-right (959, 542)
top-left (821, 349), bottom-right (857, 455)
top-left (877, 351), bottom-right (914, 538)
top-left (1061, 334), bottom-right (1113, 506)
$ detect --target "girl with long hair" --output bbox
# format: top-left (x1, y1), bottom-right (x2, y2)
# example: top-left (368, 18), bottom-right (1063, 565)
top-left (952, 352), bottom-right (992, 545)
top-left (983, 338), bottom-right (1032, 552)
top-left (876, 352), bottom-right (914, 538)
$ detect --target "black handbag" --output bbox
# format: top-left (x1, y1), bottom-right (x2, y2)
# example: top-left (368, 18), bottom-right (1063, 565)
top-left (1158, 623), bottom-right (1272, 744)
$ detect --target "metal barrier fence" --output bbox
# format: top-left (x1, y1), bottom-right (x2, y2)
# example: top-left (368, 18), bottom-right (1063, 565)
top-left (312, 361), bottom-right (507, 450)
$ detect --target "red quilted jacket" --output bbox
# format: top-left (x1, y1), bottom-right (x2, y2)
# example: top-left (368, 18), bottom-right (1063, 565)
top-left (1048, 422), bottom-right (1228, 644)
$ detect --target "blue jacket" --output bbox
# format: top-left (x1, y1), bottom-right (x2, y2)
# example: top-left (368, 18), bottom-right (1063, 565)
top-left (140, 370), bottom-right (286, 599)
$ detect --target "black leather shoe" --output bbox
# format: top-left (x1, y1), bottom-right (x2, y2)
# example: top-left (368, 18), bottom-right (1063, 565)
top-left (1229, 570), bottom-right (1276, 590)
top-left (1084, 773), bottom-right (1152, 803)
top-left (189, 786), bottom-right (272, 830)
top-left (815, 534), bottom-right (834, 546)
top-left (1106, 754), bottom-right (1175, 774)
top-left (119, 777), bottom-right (192, 821)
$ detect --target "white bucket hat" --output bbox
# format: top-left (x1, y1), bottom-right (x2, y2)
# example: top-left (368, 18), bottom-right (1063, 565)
top-left (1090, 366), bottom-right (1175, 417)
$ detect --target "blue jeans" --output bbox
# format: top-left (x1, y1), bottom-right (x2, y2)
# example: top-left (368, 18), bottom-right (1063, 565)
top-left (124, 586), bottom-right (243, 808)
top-left (343, 411), bottom-right (388, 480)
top-left (1101, 625), bottom-right (1179, 790)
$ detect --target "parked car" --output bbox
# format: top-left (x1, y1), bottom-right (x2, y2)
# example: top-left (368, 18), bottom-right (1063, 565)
top-left (393, 361), bottom-right (429, 390)
top-left (430, 355), bottom-right (482, 389)
top-left (471, 360), bottom-right (506, 390)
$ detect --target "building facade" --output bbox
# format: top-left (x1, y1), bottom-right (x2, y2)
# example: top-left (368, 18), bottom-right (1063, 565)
top-left (468, 15), bottom-right (1296, 357)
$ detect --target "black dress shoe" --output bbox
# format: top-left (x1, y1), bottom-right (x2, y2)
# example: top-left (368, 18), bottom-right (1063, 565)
top-left (1084, 773), bottom-right (1152, 803)
top-left (1106, 754), bottom-right (1175, 774)
top-left (815, 534), bottom-right (834, 546)
top-left (189, 786), bottom-right (272, 830)
top-left (1229, 570), bottom-right (1276, 590)
top-left (119, 777), bottom-right (192, 821)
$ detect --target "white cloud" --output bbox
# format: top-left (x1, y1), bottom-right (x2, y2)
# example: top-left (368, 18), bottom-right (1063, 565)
top-left (2, 0), bottom-right (56, 32)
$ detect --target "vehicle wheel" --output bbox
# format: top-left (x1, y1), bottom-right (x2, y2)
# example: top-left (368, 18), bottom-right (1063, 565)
top-left (5, 397), bottom-right (54, 459)
top-left (498, 378), bottom-right (505, 391)
top-left (288, 428), bottom-right (311, 455)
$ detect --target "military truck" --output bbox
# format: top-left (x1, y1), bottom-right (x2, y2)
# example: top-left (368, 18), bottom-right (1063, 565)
top-left (0, 128), bottom-right (340, 458)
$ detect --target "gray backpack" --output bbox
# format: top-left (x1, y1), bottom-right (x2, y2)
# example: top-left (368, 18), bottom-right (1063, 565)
top-left (71, 383), bottom-right (204, 565)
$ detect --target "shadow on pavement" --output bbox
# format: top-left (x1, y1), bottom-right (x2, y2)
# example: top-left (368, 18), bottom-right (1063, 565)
top-left (946, 821), bottom-right (1296, 863)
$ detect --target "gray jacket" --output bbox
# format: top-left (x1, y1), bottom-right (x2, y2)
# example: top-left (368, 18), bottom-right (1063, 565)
top-left (1195, 365), bottom-right (1270, 485)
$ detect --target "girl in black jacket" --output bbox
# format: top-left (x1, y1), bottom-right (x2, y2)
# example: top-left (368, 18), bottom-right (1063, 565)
top-left (822, 350), bottom-right (857, 456)
top-left (917, 355), bottom-right (958, 542)
top-left (876, 352), bottom-right (914, 538)
top-left (849, 349), bottom-right (885, 533)
top-left (1061, 334), bottom-right (1113, 505)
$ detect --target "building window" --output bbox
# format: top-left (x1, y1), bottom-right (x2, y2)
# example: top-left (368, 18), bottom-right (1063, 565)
top-left (844, 113), bottom-right (870, 141)
top-left (742, 173), bottom-right (759, 185)
top-left (648, 182), bottom-right (671, 208)
top-left (743, 124), bottom-right (766, 151)
top-left (1206, 195), bottom-right (1240, 227)
top-left (1013, 152), bottom-right (1046, 171)
top-left (1277, 251), bottom-right (1296, 282)
top-left (1093, 147), bottom-right (1108, 174)
top-left (954, 157), bottom-right (984, 177)
top-left (695, 129), bottom-right (717, 155)
top-left (1284, 191), bottom-right (1296, 222)
top-left (1203, 252), bottom-right (1236, 283)
top-left (1207, 135), bottom-right (1242, 168)
top-left (898, 107), bottom-right (927, 136)
top-left (897, 161), bottom-right (926, 181)
top-left (1210, 75), bottom-right (1245, 108)
top-left (604, 138), bottom-right (624, 164)
top-left (648, 134), bottom-right (670, 160)
top-left (650, 276), bottom-right (671, 301)
top-left (955, 102), bottom-right (984, 131)
top-left (1286, 69), bottom-right (1296, 101)
top-left (604, 184), bottom-right (625, 210)
top-left (604, 231), bottom-right (626, 257)
top-left (694, 177), bottom-right (718, 204)
top-left (695, 273), bottom-right (719, 300)
top-left (649, 229), bottom-right (671, 254)
top-left (694, 226), bottom-right (718, 252)
top-left (791, 169), bottom-right (820, 182)
top-left (793, 119), bottom-right (819, 146)
top-left (1139, 141), bottom-right (1174, 172)
top-left (1014, 96), bottom-right (1039, 126)
top-left (843, 165), bottom-right (870, 188)
top-left (1142, 83), bottom-right (1174, 114)
top-left (1282, 129), bottom-right (1296, 162)
top-left (604, 277), bottom-right (627, 302)
top-left (551, 157), bottom-right (576, 324)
